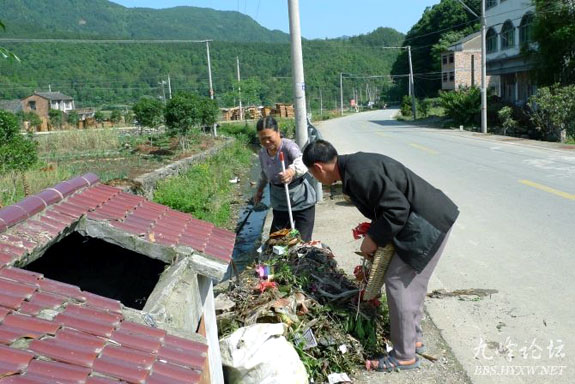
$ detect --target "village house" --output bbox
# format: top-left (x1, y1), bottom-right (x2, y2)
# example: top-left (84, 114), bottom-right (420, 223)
top-left (485, 0), bottom-right (536, 105)
top-left (20, 92), bottom-right (76, 131)
top-left (0, 173), bottom-right (235, 383)
top-left (441, 32), bottom-right (499, 92)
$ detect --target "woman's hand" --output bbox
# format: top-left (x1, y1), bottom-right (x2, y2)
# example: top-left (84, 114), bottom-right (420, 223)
top-left (360, 234), bottom-right (378, 256)
top-left (279, 168), bottom-right (295, 184)
top-left (253, 189), bottom-right (264, 205)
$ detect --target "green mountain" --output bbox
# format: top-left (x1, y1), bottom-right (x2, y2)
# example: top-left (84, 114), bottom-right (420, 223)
top-left (0, 1), bottom-right (405, 107)
top-left (0, 0), bottom-right (289, 42)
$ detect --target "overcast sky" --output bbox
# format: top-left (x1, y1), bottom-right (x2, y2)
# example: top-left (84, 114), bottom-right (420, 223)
top-left (111, 0), bottom-right (441, 39)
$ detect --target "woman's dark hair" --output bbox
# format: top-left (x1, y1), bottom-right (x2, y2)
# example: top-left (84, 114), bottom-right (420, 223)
top-left (256, 116), bottom-right (279, 132)
top-left (302, 139), bottom-right (338, 167)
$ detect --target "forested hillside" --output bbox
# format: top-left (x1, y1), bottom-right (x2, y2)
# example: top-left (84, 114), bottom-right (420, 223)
top-left (0, 1), bottom-right (405, 108)
top-left (0, 0), bottom-right (289, 42)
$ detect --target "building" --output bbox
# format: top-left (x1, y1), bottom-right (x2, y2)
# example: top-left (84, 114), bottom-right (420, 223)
top-left (485, 0), bottom-right (536, 104)
top-left (0, 173), bottom-right (236, 383)
top-left (21, 92), bottom-right (76, 131)
top-left (441, 32), bottom-right (499, 92)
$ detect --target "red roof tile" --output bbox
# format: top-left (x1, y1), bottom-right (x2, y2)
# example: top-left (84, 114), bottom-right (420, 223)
top-left (92, 355), bottom-right (150, 383)
top-left (29, 338), bottom-right (99, 368)
top-left (0, 344), bottom-right (35, 375)
top-left (27, 359), bottom-right (91, 383)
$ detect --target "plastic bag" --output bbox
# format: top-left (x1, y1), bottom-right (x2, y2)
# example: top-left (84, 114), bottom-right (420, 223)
top-left (220, 323), bottom-right (308, 384)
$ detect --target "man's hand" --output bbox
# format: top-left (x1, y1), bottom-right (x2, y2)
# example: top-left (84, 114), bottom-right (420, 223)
top-left (360, 234), bottom-right (378, 255)
top-left (279, 168), bottom-right (295, 184)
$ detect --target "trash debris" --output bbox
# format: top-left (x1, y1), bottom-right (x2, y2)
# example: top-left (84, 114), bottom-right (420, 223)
top-left (229, 176), bottom-right (240, 183)
top-left (220, 323), bottom-right (308, 384)
top-left (217, 229), bottom-right (390, 383)
top-left (327, 372), bottom-right (352, 384)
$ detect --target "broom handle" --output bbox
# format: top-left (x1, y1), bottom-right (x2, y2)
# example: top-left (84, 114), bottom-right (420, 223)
top-left (279, 152), bottom-right (295, 231)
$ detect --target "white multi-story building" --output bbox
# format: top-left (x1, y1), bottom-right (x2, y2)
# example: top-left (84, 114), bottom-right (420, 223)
top-left (485, 0), bottom-right (536, 105)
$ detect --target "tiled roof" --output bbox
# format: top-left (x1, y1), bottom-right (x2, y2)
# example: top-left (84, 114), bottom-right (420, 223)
top-left (0, 266), bottom-right (208, 383)
top-left (33, 92), bottom-right (74, 101)
top-left (0, 174), bottom-right (237, 382)
top-left (0, 173), bottom-right (235, 264)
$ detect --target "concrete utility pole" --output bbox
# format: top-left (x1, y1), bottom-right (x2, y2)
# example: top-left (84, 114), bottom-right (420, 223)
top-left (455, 0), bottom-right (487, 133)
top-left (287, 0), bottom-right (308, 148)
top-left (340, 72), bottom-right (344, 116)
top-left (205, 40), bottom-right (217, 137)
top-left (167, 74), bottom-right (172, 100)
top-left (236, 56), bottom-right (243, 121)
top-left (319, 88), bottom-right (323, 117)
top-left (159, 80), bottom-right (167, 104)
top-left (480, 0), bottom-right (487, 134)
top-left (407, 45), bottom-right (417, 119)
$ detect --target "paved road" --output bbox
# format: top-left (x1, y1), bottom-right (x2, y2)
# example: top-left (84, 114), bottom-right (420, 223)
top-left (315, 109), bottom-right (574, 383)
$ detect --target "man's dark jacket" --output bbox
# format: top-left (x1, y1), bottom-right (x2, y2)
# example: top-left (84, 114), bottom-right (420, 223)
top-left (338, 152), bottom-right (459, 273)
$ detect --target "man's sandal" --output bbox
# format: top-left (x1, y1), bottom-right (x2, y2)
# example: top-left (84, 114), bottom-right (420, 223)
top-left (416, 344), bottom-right (427, 355)
top-left (365, 354), bottom-right (421, 372)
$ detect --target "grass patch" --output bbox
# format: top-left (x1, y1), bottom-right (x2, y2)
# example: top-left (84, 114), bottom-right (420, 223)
top-left (153, 138), bottom-right (253, 228)
top-left (0, 128), bottom-right (220, 207)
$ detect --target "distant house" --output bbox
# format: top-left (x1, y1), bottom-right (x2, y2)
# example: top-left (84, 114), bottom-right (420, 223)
top-left (485, 0), bottom-right (536, 105)
top-left (441, 32), bottom-right (499, 92)
top-left (21, 92), bottom-right (76, 131)
top-left (0, 99), bottom-right (23, 114)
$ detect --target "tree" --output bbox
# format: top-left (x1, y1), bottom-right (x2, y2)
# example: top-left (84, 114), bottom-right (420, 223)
top-left (0, 111), bottom-right (38, 176)
top-left (0, 20), bottom-right (20, 62)
top-left (532, 0), bottom-right (575, 85)
top-left (528, 84), bottom-right (575, 142)
top-left (67, 111), bottom-right (79, 127)
top-left (110, 109), bottom-right (123, 125)
top-left (390, 0), bottom-right (480, 98)
top-left (16, 111), bottom-right (42, 131)
top-left (132, 97), bottom-right (164, 128)
top-left (165, 92), bottom-right (218, 149)
top-left (48, 109), bottom-right (63, 130)
top-left (94, 111), bottom-right (105, 127)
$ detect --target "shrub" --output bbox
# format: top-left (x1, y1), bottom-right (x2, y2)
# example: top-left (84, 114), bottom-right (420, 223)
top-left (439, 87), bottom-right (481, 126)
top-left (498, 106), bottom-right (517, 136)
top-left (528, 84), bottom-right (575, 142)
top-left (0, 111), bottom-right (38, 175)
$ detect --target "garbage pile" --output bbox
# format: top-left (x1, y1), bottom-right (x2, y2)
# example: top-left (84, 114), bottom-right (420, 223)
top-left (216, 229), bottom-right (390, 383)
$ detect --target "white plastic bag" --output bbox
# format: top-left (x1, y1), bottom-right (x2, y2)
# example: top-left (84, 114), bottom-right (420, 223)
top-left (220, 323), bottom-right (308, 384)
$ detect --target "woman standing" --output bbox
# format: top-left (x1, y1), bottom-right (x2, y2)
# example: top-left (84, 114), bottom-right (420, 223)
top-left (253, 116), bottom-right (316, 241)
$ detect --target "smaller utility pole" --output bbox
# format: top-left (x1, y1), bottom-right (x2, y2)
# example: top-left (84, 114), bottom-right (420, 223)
top-left (167, 74), bottom-right (172, 100)
top-left (205, 40), bottom-right (217, 136)
top-left (340, 72), bottom-right (344, 116)
top-left (236, 56), bottom-right (243, 121)
top-left (319, 88), bottom-right (323, 117)
top-left (407, 45), bottom-right (417, 119)
top-left (159, 80), bottom-right (167, 104)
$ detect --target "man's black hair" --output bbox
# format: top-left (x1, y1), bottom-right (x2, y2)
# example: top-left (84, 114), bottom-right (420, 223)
top-left (302, 139), bottom-right (338, 167)
top-left (256, 116), bottom-right (278, 132)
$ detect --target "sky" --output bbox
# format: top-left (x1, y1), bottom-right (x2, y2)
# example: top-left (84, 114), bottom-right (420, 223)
top-left (111, 0), bottom-right (441, 39)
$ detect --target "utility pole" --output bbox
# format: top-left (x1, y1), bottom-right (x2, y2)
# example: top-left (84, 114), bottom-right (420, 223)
top-left (455, 0), bottom-right (487, 133)
top-left (236, 56), bottom-right (243, 121)
top-left (480, 0), bottom-right (487, 134)
top-left (159, 80), bottom-right (167, 104)
top-left (167, 74), bottom-right (172, 100)
top-left (205, 40), bottom-right (217, 136)
top-left (319, 88), bottom-right (323, 117)
top-left (340, 72), bottom-right (344, 116)
top-left (407, 45), bottom-right (417, 119)
top-left (287, 0), bottom-right (308, 148)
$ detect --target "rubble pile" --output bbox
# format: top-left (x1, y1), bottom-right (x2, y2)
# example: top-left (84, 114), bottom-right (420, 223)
top-left (216, 230), bottom-right (390, 382)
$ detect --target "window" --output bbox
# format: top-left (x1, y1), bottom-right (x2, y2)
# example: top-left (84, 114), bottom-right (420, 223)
top-left (487, 0), bottom-right (497, 9)
top-left (28, 101), bottom-right (36, 110)
top-left (443, 72), bottom-right (448, 82)
top-left (519, 13), bottom-right (534, 46)
top-left (487, 28), bottom-right (498, 53)
top-left (501, 20), bottom-right (515, 50)
top-left (443, 55), bottom-right (448, 65)
top-left (449, 72), bottom-right (455, 81)
top-left (449, 54), bottom-right (454, 63)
